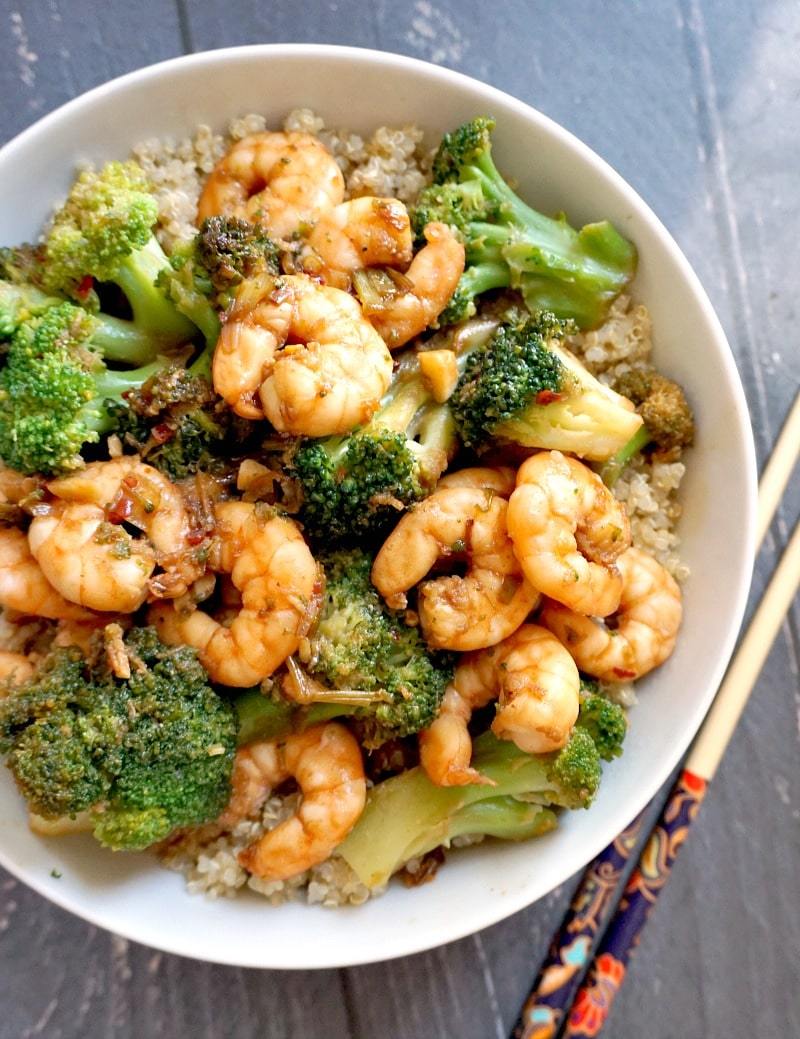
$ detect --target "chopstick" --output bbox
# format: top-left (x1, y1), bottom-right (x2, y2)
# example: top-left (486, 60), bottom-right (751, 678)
top-left (512, 391), bottom-right (800, 1039)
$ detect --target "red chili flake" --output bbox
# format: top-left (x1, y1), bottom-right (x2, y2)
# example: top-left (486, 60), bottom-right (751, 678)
top-left (152, 423), bottom-right (175, 445)
top-left (186, 529), bottom-right (207, 546)
top-left (535, 390), bottom-right (565, 405)
top-left (612, 667), bottom-right (636, 679)
top-left (107, 496), bottom-right (134, 524)
top-left (75, 275), bottom-right (94, 300)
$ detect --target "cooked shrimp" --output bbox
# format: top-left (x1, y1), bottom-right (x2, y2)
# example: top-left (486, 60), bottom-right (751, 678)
top-left (303, 197), bottom-right (413, 283)
top-left (420, 624), bottom-right (580, 786)
top-left (0, 466), bottom-right (40, 504)
top-left (197, 131), bottom-right (345, 238)
top-left (0, 528), bottom-right (92, 621)
top-left (419, 673), bottom-right (497, 786)
top-left (371, 486), bottom-right (539, 650)
top-left (507, 451), bottom-right (631, 617)
top-left (540, 546), bottom-right (682, 681)
top-left (368, 222), bottom-right (465, 349)
top-left (0, 650), bottom-right (35, 686)
top-left (47, 457), bottom-right (188, 553)
top-left (27, 459), bottom-right (188, 614)
top-left (213, 273), bottom-right (393, 434)
top-left (223, 723), bottom-right (366, 881)
top-left (437, 466), bottom-right (517, 498)
top-left (150, 501), bottom-right (320, 687)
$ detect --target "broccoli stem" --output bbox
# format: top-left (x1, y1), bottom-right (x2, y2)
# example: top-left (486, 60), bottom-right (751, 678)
top-left (417, 796), bottom-right (557, 852)
top-left (91, 315), bottom-right (164, 365)
top-left (458, 260), bottom-right (511, 297)
top-left (114, 238), bottom-right (198, 343)
top-left (338, 732), bottom-right (559, 889)
top-left (0, 279), bottom-right (161, 364)
top-left (233, 688), bottom-right (346, 746)
top-left (374, 365), bottom-right (434, 433)
top-left (89, 359), bottom-right (168, 434)
top-left (598, 423), bottom-right (652, 487)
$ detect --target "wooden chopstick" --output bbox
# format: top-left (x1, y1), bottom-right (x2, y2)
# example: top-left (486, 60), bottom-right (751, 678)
top-left (756, 392), bottom-right (800, 545)
top-left (558, 516), bottom-right (800, 1038)
top-left (512, 392), bottom-right (800, 1039)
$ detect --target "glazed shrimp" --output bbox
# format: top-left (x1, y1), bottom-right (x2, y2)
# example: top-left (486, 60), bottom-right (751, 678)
top-left (437, 466), bottom-right (517, 498)
top-left (420, 624), bottom-right (580, 786)
top-left (371, 486), bottom-right (539, 650)
top-left (0, 650), bottom-right (35, 686)
top-left (27, 458), bottom-right (188, 614)
top-left (303, 197), bottom-right (413, 283)
top-left (0, 528), bottom-right (92, 621)
top-left (540, 547), bottom-right (683, 681)
top-left (47, 457), bottom-right (188, 551)
top-left (507, 451), bottom-right (631, 617)
top-left (150, 501), bottom-right (320, 687)
top-left (368, 222), bottom-right (465, 349)
top-left (222, 723), bottom-right (366, 881)
top-left (197, 132), bottom-right (345, 238)
top-left (213, 273), bottom-right (393, 433)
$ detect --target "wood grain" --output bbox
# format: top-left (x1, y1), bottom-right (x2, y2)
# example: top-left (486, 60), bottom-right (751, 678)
top-left (0, 1), bottom-right (797, 1036)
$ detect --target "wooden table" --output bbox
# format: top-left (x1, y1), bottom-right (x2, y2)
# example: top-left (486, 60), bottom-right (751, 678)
top-left (1, 2), bottom-right (798, 1036)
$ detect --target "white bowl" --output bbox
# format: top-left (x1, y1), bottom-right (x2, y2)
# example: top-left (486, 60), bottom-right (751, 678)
top-left (0, 44), bottom-right (756, 968)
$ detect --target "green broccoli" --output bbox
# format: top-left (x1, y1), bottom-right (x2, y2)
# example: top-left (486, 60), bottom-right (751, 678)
top-left (0, 627), bottom-right (236, 850)
top-left (338, 728), bottom-right (600, 889)
top-left (232, 689), bottom-right (345, 746)
top-left (304, 547), bottom-right (452, 747)
top-left (0, 278), bottom-right (162, 364)
top-left (600, 368), bottom-right (695, 485)
top-left (292, 352), bottom-right (457, 542)
top-left (111, 365), bottom-right (241, 481)
top-left (338, 681), bottom-right (629, 887)
top-left (412, 117), bottom-right (636, 329)
top-left (41, 160), bottom-right (198, 347)
top-left (156, 215), bottom-right (280, 379)
top-left (576, 690), bottom-right (627, 762)
top-left (0, 302), bottom-right (168, 475)
top-left (449, 312), bottom-right (643, 461)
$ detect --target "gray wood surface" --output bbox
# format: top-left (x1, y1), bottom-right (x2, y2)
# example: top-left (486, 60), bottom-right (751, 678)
top-left (1, 1), bottom-right (798, 1036)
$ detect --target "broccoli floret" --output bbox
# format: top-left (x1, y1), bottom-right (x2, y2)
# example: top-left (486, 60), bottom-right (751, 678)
top-left (0, 302), bottom-right (167, 475)
top-left (599, 368), bottom-right (695, 485)
top-left (338, 728), bottom-right (604, 889)
top-left (196, 215), bottom-right (280, 296)
top-left (576, 691), bottom-right (627, 762)
top-left (0, 278), bottom-right (163, 364)
top-left (304, 548), bottom-right (452, 747)
top-left (292, 352), bottom-right (457, 542)
top-left (111, 365), bottom-right (239, 481)
top-left (412, 117), bottom-right (636, 329)
top-left (449, 312), bottom-right (643, 461)
top-left (156, 216), bottom-right (280, 380)
top-left (42, 160), bottom-right (198, 347)
top-left (0, 627), bottom-right (236, 850)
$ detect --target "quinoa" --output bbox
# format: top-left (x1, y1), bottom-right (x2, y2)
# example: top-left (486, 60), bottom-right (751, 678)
top-left (131, 107), bottom-right (433, 252)
top-left (159, 791), bottom-right (374, 907)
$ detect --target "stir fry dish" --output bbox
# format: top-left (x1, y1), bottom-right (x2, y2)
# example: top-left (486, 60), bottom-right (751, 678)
top-left (0, 112), bottom-right (694, 905)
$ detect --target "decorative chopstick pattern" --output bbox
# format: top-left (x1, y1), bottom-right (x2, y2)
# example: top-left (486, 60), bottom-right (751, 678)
top-left (512, 811), bottom-right (648, 1039)
top-left (511, 392), bottom-right (800, 1039)
top-left (561, 770), bottom-right (707, 1038)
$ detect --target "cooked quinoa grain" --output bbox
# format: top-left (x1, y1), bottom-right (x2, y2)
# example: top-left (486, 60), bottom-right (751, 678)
top-left (132, 107), bottom-right (433, 251)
